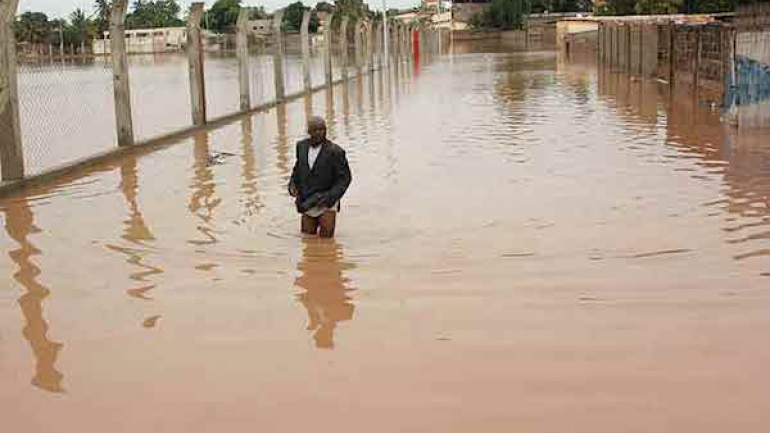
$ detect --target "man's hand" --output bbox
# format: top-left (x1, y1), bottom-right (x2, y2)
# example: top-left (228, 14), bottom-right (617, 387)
top-left (288, 184), bottom-right (298, 198)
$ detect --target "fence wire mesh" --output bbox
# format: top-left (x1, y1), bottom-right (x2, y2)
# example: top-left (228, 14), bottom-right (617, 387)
top-left (17, 57), bottom-right (117, 176)
top-left (8, 14), bottom-right (392, 180)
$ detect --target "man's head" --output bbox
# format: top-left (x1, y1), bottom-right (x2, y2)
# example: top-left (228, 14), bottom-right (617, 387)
top-left (308, 116), bottom-right (327, 146)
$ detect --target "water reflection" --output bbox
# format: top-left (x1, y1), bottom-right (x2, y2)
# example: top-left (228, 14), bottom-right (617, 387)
top-left (342, 81), bottom-right (351, 135)
top-left (2, 198), bottom-right (64, 393)
top-left (239, 118), bottom-right (263, 220)
top-left (105, 158), bottom-right (164, 328)
top-left (275, 103), bottom-right (291, 180)
top-left (294, 238), bottom-right (356, 349)
top-left (325, 86), bottom-right (337, 138)
top-left (189, 132), bottom-right (222, 246)
top-left (586, 59), bottom-right (770, 269)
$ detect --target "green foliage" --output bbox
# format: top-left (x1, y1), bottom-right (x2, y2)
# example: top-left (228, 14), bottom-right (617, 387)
top-left (203, 0), bottom-right (242, 33)
top-left (594, 0), bottom-right (637, 15)
top-left (14, 9), bottom-right (97, 48)
top-left (692, 0), bottom-right (735, 12)
top-left (126, 0), bottom-right (185, 29)
top-left (488, 0), bottom-right (530, 30)
top-left (248, 6), bottom-right (268, 20)
top-left (68, 8), bottom-right (97, 44)
top-left (14, 12), bottom-right (51, 43)
top-left (331, 0), bottom-right (371, 29)
top-left (283, 2), bottom-right (321, 33)
top-left (94, 0), bottom-right (111, 35)
top-left (530, 0), bottom-right (592, 12)
top-left (315, 1), bottom-right (335, 12)
top-left (635, 0), bottom-right (683, 13)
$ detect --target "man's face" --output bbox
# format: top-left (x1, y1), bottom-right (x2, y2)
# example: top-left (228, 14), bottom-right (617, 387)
top-left (308, 123), bottom-right (326, 145)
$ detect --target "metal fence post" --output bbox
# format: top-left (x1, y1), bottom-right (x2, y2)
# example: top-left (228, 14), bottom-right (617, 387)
top-left (324, 13), bottom-right (334, 87)
top-left (109, 0), bottom-right (135, 148)
top-left (235, 8), bottom-right (251, 111)
top-left (188, 3), bottom-right (206, 126)
top-left (236, 8), bottom-right (251, 111)
top-left (273, 10), bottom-right (286, 101)
top-left (300, 10), bottom-right (311, 92)
top-left (340, 16), bottom-right (349, 81)
top-left (0, 0), bottom-right (24, 181)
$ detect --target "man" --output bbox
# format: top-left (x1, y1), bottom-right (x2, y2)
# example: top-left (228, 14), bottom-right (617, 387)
top-left (289, 116), bottom-right (352, 238)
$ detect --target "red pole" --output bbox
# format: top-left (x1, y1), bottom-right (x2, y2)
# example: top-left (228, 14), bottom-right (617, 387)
top-left (413, 30), bottom-right (420, 75)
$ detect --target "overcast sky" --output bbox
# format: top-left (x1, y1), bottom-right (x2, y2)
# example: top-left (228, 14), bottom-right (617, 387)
top-left (18, 0), bottom-right (419, 19)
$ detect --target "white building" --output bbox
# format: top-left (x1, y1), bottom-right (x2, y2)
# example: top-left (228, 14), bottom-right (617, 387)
top-left (93, 27), bottom-right (189, 54)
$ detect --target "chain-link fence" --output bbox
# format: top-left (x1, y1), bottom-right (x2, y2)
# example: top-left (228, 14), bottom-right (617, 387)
top-left (1, 2), bottom-right (433, 184)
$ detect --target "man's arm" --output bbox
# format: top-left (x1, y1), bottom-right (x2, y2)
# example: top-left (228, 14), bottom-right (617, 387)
top-left (325, 148), bottom-right (352, 205)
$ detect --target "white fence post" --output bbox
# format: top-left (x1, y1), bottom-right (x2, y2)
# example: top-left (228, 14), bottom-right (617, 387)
top-left (324, 13), bottom-right (334, 86)
top-left (187, 2), bottom-right (206, 126)
top-left (272, 10), bottom-right (286, 101)
top-left (340, 16), bottom-right (349, 81)
top-left (236, 8), bottom-right (251, 111)
top-left (0, 0), bottom-right (24, 180)
top-left (110, 0), bottom-right (135, 147)
top-left (301, 10), bottom-right (312, 93)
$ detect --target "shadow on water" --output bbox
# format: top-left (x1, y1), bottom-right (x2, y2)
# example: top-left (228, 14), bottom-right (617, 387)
top-left (586, 59), bottom-right (770, 268)
top-left (2, 198), bottom-right (64, 393)
top-left (188, 132), bottom-right (222, 247)
top-left (239, 118), bottom-right (264, 220)
top-left (294, 237), bottom-right (356, 349)
top-left (105, 157), bottom-right (164, 328)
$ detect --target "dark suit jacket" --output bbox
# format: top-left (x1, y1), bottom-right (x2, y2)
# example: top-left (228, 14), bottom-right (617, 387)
top-left (289, 138), bottom-right (352, 214)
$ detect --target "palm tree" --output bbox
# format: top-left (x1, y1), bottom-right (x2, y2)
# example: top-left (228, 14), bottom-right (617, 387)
top-left (94, 0), bottom-right (112, 35)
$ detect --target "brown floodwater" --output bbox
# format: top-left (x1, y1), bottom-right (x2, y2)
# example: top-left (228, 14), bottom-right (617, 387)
top-left (2, 42), bottom-right (770, 433)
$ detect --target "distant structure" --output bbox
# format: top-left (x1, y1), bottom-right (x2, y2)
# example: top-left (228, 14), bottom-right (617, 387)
top-left (93, 27), bottom-right (189, 54)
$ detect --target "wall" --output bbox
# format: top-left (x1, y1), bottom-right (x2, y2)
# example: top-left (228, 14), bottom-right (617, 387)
top-left (729, 30), bottom-right (770, 128)
top-left (593, 19), bottom-right (733, 106)
top-left (726, 3), bottom-right (770, 129)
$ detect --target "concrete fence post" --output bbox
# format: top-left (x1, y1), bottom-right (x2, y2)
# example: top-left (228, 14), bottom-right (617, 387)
top-left (300, 10), bottom-right (311, 92)
top-left (324, 13), bottom-right (334, 87)
top-left (0, 0), bottom-right (24, 181)
top-left (406, 25), bottom-right (413, 63)
top-left (669, 22), bottom-right (676, 85)
top-left (187, 3), bottom-right (206, 125)
top-left (272, 10), bottom-right (286, 101)
top-left (694, 26), bottom-right (701, 94)
top-left (598, 23), bottom-right (603, 64)
top-left (339, 16), bottom-right (349, 81)
top-left (109, 0), bottom-right (135, 148)
top-left (369, 21), bottom-right (378, 72)
top-left (353, 19), bottom-right (362, 76)
top-left (236, 8), bottom-right (251, 111)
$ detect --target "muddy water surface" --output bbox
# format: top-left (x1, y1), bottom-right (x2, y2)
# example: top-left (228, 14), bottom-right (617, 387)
top-left (2, 43), bottom-right (770, 433)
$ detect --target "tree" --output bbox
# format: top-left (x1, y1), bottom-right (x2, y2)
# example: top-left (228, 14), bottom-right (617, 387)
top-left (14, 12), bottom-right (52, 44)
top-left (248, 6), bottom-right (267, 19)
top-left (94, 0), bottom-right (111, 35)
top-left (204, 0), bottom-right (242, 33)
top-left (283, 2), bottom-right (320, 33)
top-left (487, 0), bottom-right (530, 30)
top-left (315, 1), bottom-right (334, 12)
top-left (332, 0), bottom-right (369, 29)
top-left (594, 0), bottom-right (637, 14)
top-left (635, 0), bottom-right (683, 13)
top-left (68, 8), bottom-right (96, 46)
top-left (126, 0), bottom-right (185, 29)
top-left (692, 0), bottom-right (735, 12)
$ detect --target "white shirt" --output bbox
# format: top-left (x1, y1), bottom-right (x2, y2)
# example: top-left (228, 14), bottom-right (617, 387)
top-left (308, 145), bottom-right (321, 170)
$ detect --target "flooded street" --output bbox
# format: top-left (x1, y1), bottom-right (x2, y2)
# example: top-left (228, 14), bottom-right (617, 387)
top-left (3, 42), bottom-right (770, 432)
